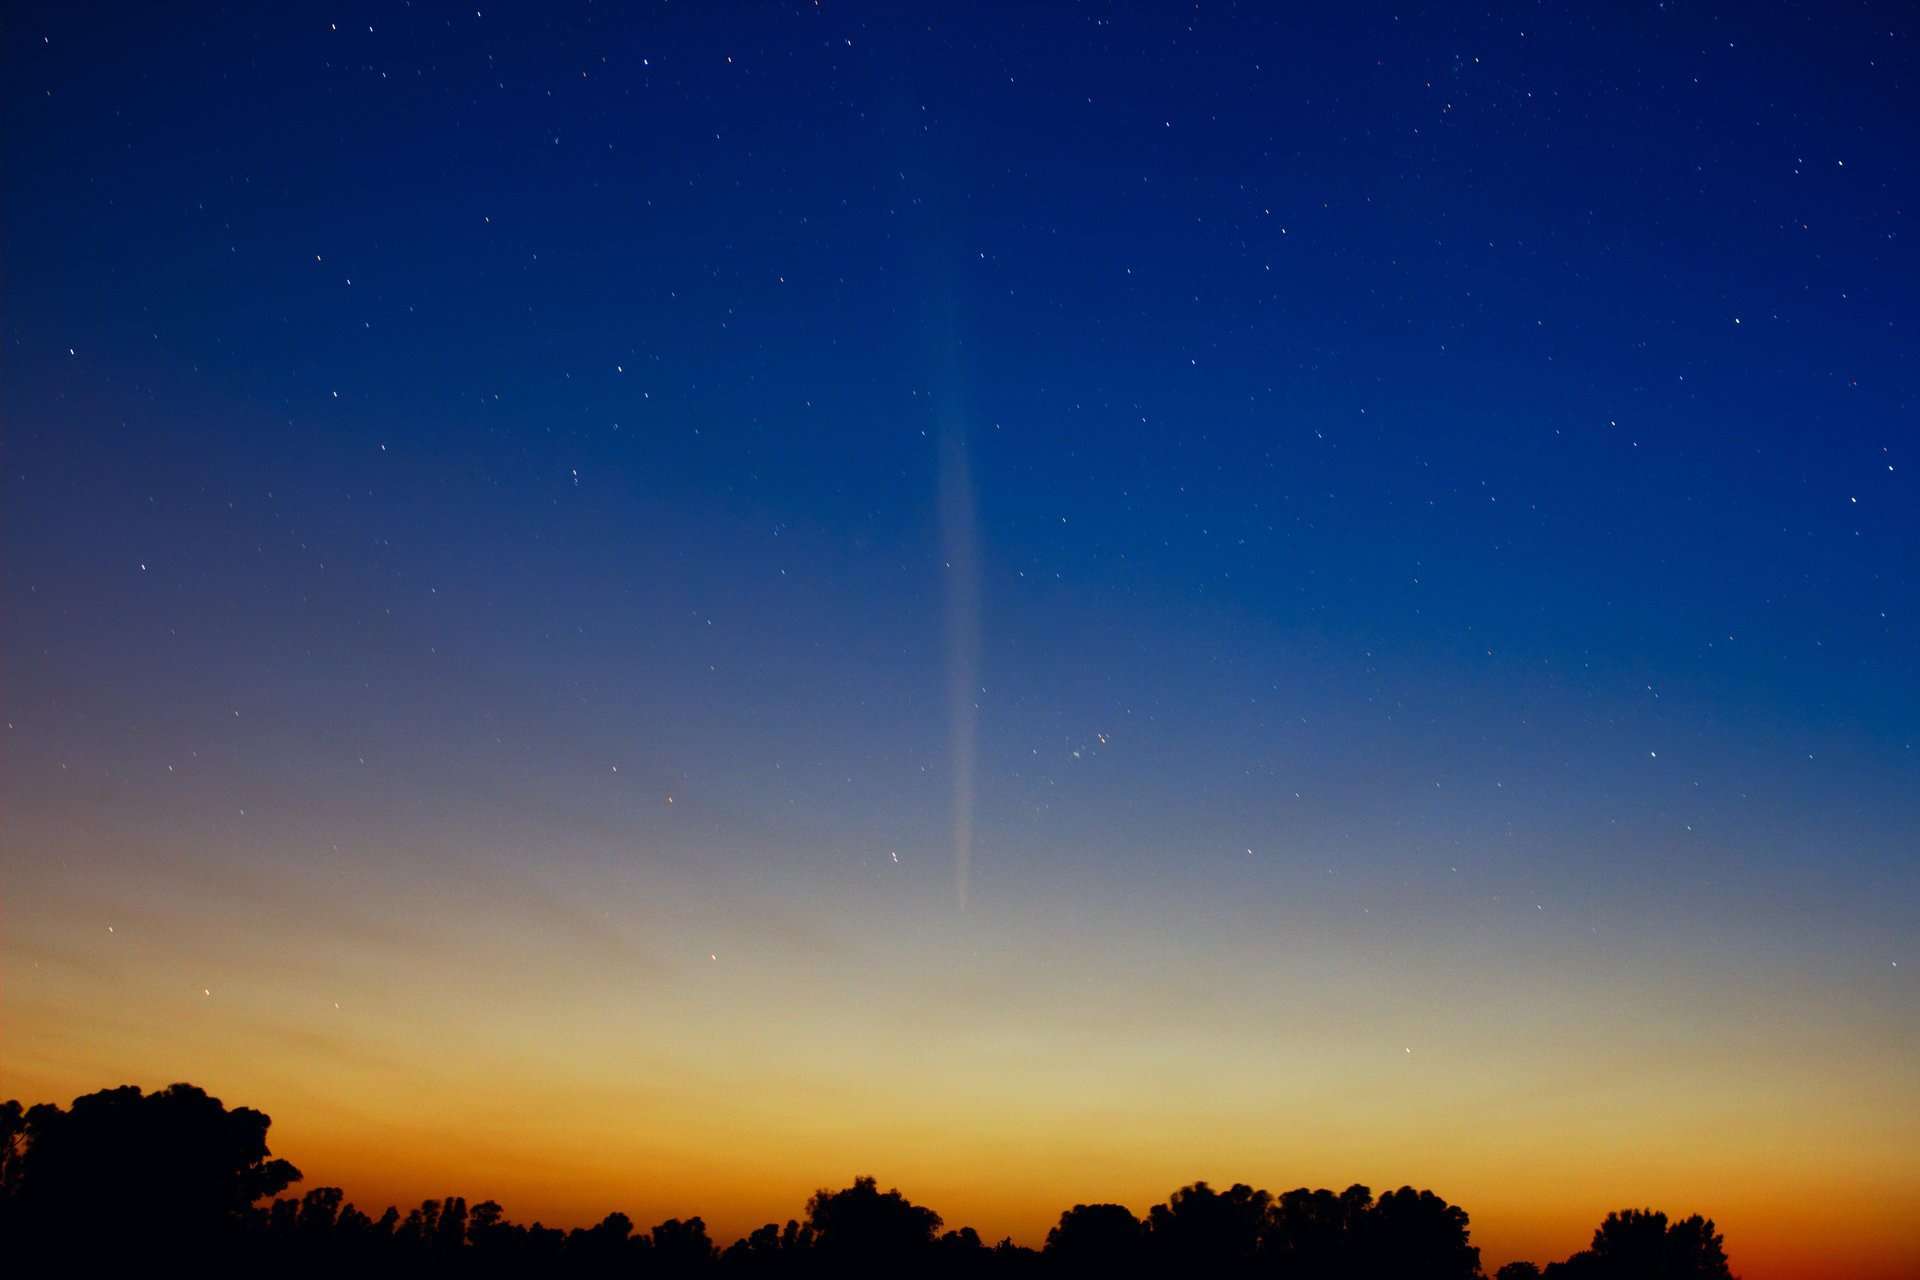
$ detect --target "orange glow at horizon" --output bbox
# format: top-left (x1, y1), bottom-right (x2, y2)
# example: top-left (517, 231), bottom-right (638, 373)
top-left (9, 828), bottom-right (1918, 1278)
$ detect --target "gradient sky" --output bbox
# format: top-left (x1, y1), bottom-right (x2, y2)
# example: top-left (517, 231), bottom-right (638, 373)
top-left (4, 3), bottom-right (1917, 1276)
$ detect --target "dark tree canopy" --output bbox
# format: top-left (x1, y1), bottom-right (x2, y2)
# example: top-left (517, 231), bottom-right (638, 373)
top-left (803, 1174), bottom-right (943, 1265)
top-left (1044, 1201), bottom-right (1144, 1270)
top-left (1147, 1180), bottom-right (1272, 1272)
top-left (1262, 1183), bottom-right (1375, 1277)
top-left (8, 1082), bottom-right (299, 1264)
top-left (1588, 1208), bottom-right (1733, 1280)
top-left (648, 1215), bottom-right (719, 1272)
top-left (1364, 1186), bottom-right (1482, 1279)
top-left (1535, 1208), bottom-right (1733, 1280)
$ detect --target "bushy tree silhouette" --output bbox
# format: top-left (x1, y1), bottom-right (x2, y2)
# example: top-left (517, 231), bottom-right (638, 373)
top-left (1544, 1249), bottom-right (1600, 1276)
top-left (649, 1216), bottom-right (719, 1272)
top-left (7, 1083), bottom-right (300, 1266)
top-left (1362, 1186), bottom-right (1481, 1279)
top-left (1659, 1214), bottom-right (1734, 1280)
top-left (1575, 1208), bottom-right (1732, 1279)
top-left (723, 1217), bottom-right (814, 1273)
top-left (1147, 1181), bottom-right (1271, 1273)
top-left (1262, 1183), bottom-right (1373, 1276)
top-left (563, 1209), bottom-right (635, 1271)
top-left (1249, 1182), bottom-right (1480, 1278)
top-left (1044, 1202), bottom-right (1144, 1272)
top-left (804, 1175), bottom-right (942, 1269)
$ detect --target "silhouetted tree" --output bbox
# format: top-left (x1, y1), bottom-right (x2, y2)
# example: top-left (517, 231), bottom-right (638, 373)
top-left (566, 1210), bottom-right (636, 1272)
top-left (650, 1215), bottom-right (718, 1272)
top-left (806, 1175), bottom-right (942, 1269)
top-left (438, 1194), bottom-right (470, 1252)
top-left (8, 1083), bottom-right (300, 1267)
top-left (1496, 1262), bottom-right (1543, 1280)
top-left (723, 1218), bottom-right (814, 1275)
top-left (467, 1197), bottom-right (510, 1257)
top-left (1660, 1214), bottom-right (1734, 1280)
top-left (395, 1197), bottom-right (444, 1256)
top-left (296, 1185), bottom-right (344, 1239)
top-left (524, 1221), bottom-right (569, 1268)
top-left (1262, 1183), bottom-right (1373, 1276)
top-left (0, 1100), bottom-right (24, 1199)
top-left (1148, 1181), bottom-right (1271, 1274)
top-left (930, 1224), bottom-right (986, 1278)
top-left (939, 1225), bottom-right (984, 1253)
top-left (1045, 1202), bottom-right (1144, 1272)
top-left (991, 1233), bottom-right (1043, 1272)
top-left (1360, 1186), bottom-right (1481, 1279)
top-left (329, 1199), bottom-right (385, 1272)
top-left (1580, 1208), bottom-right (1732, 1279)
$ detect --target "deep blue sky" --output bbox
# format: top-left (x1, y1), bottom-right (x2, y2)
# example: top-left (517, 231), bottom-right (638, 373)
top-left (5, 4), bottom-right (1917, 1274)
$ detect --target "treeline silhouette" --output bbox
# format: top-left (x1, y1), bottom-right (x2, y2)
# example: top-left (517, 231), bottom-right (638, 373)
top-left (0, 1084), bottom-right (1735, 1278)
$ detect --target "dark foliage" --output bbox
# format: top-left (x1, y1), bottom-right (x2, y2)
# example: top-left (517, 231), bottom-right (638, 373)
top-left (1044, 1201), bottom-right (1143, 1271)
top-left (805, 1173), bottom-right (942, 1268)
top-left (3, 1082), bottom-right (299, 1268)
top-left (1537, 1208), bottom-right (1734, 1280)
top-left (0, 1084), bottom-right (1738, 1279)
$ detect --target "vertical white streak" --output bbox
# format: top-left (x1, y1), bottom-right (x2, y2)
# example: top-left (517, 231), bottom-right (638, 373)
top-left (938, 425), bottom-right (980, 911)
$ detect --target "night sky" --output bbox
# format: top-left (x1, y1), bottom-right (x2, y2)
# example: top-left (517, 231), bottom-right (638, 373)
top-left (4, 4), bottom-right (1916, 1276)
